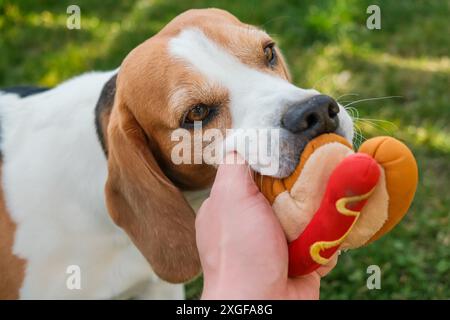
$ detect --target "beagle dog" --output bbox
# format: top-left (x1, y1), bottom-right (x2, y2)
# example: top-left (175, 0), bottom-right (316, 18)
top-left (0, 8), bottom-right (353, 299)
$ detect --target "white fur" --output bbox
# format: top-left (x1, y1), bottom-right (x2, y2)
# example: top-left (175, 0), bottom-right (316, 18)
top-left (0, 71), bottom-right (183, 299)
top-left (169, 28), bottom-right (354, 176)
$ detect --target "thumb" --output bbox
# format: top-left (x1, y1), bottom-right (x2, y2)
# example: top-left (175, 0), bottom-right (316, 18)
top-left (211, 152), bottom-right (259, 198)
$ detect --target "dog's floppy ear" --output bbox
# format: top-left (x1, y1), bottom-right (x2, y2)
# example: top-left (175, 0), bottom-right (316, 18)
top-left (105, 96), bottom-right (201, 283)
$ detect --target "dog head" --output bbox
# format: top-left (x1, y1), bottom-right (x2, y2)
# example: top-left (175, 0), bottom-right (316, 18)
top-left (103, 8), bottom-right (354, 283)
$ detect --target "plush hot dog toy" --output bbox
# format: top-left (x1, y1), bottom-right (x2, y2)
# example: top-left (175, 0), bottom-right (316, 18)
top-left (255, 134), bottom-right (418, 277)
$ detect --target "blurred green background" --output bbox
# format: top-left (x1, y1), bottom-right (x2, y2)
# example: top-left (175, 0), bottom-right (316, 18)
top-left (0, 0), bottom-right (448, 299)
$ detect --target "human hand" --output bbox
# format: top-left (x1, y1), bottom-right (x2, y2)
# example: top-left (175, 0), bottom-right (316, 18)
top-left (196, 153), bottom-right (337, 300)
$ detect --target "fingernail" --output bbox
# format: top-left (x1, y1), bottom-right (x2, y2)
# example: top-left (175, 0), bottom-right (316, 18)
top-left (223, 152), bottom-right (246, 165)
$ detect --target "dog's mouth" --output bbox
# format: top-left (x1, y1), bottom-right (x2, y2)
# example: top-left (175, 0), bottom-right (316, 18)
top-left (256, 128), bottom-right (348, 179)
top-left (248, 95), bottom-right (354, 178)
top-left (230, 121), bottom-right (353, 179)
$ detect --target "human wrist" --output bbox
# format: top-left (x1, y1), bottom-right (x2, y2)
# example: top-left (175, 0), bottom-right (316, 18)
top-left (201, 274), bottom-right (284, 300)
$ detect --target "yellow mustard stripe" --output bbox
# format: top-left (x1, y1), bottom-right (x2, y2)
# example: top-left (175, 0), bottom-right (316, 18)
top-left (310, 188), bottom-right (375, 265)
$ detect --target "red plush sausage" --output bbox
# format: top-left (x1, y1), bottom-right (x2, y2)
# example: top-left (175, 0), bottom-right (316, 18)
top-left (288, 153), bottom-right (380, 276)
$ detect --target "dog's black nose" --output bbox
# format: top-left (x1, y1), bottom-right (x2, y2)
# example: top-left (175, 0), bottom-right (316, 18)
top-left (282, 95), bottom-right (340, 137)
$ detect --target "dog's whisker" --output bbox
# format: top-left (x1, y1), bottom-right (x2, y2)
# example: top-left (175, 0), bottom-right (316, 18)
top-left (345, 107), bottom-right (360, 123)
top-left (345, 107), bottom-right (359, 121)
top-left (353, 123), bottom-right (366, 146)
top-left (340, 100), bottom-right (360, 104)
top-left (353, 129), bottom-right (360, 146)
top-left (344, 96), bottom-right (403, 108)
top-left (357, 117), bottom-right (397, 125)
top-left (356, 117), bottom-right (397, 128)
top-left (356, 119), bottom-right (397, 135)
top-left (336, 93), bottom-right (360, 102)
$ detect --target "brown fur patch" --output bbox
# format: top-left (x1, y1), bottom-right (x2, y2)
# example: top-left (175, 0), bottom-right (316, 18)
top-left (0, 165), bottom-right (26, 299)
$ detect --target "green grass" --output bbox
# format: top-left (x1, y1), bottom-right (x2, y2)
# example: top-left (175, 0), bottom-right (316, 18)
top-left (1, 0), bottom-right (449, 299)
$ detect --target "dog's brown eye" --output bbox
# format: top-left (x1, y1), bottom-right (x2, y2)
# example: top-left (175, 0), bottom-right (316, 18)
top-left (264, 43), bottom-right (276, 66)
top-left (185, 104), bottom-right (210, 123)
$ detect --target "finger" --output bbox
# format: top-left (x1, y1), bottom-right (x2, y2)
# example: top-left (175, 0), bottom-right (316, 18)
top-left (195, 197), bottom-right (210, 226)
top-left (288, 273), bottom-right (321, 300)
top-left (212, 152), bottom-right (258, 197)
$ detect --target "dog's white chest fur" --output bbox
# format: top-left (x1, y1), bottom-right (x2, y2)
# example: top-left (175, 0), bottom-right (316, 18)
top-left (0, 71), bottom-right (183, 299)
